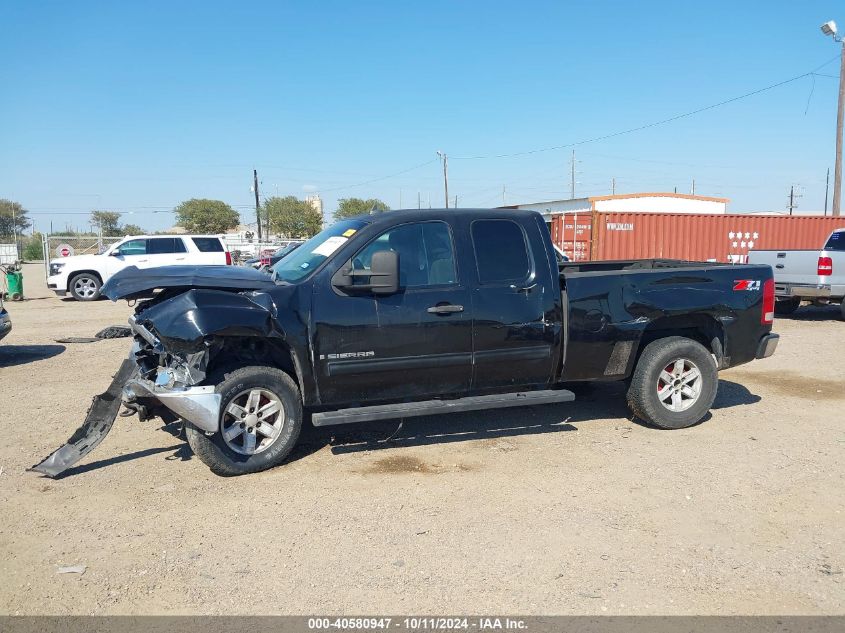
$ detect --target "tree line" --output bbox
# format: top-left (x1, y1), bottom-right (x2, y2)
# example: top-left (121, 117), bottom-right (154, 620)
top-left (175, 196), bottom-right (391, 236)
top-left (0, 195), bottom-right (393, 246)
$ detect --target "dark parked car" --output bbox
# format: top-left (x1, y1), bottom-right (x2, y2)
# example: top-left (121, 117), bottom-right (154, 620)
top-left (35, 209), bottom-right (779, 477)
top-left (0, 303), bottom-right (10, 342)
top-left (243, 242), bottom-right (303, 270)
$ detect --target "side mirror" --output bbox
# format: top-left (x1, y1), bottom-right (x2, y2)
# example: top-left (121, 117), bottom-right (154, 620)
top-left (369, 250), bottom-right (399, 295)
top-left (109, 251), bottom-right (120, 257)
top-left (332, 250), bottom-right (399, 295)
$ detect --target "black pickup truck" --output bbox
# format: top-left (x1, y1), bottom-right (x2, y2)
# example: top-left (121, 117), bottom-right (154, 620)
top-left (33, 209), bottom-right (779, 477)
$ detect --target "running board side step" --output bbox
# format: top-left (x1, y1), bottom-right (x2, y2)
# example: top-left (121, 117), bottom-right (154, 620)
top-left (311, 389), bottom-right (575, 427)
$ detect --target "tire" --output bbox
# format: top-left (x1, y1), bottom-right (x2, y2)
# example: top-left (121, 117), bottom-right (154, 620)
top-left (626, 336), bottom-right (718, 430)
top-left (185, 366), bottom-right (302, 476)
top-left (774, 297), bottom-right (800, 316)
top-left (68, 273), bottom-right (102, 301)
top-left (95, 325), bottom-right (132, 339)
top-left (840, 300), bottom-right (845, 321)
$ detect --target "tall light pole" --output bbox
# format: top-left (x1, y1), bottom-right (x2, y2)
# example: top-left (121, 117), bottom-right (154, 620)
top-left (821, 20), bottom-right (844, 216)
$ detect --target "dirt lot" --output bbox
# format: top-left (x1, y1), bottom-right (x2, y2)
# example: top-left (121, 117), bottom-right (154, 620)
top-left (0, 263), bottom-right (843, 615)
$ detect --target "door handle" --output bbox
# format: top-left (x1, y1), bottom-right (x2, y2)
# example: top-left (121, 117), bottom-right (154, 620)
top-left (427, 304), bottom-right (464, 314)
top-left (775, 264), bottom-right (784, 269)
top-left (510, 282), bottom-right (538, 293)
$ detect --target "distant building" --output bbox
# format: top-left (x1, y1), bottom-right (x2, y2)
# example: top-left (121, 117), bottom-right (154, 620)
top-left (500, 192), bottom-right (729, 225)
top-left (306, 194), bottom-right (323, 218)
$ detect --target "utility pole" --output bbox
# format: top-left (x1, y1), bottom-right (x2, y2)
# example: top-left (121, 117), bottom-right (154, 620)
top-left (787, 185), bottom-right (802, 215)
top-left (691, 179), bottom-right (696, 196)
top-left (253, 169), bottom-right (263, 242)
top-left (502, 185), bottom-right (506, 206)
top-left (825, 167), bottom-right (831, 215)
top-left (417, 191), bottom-right (421, 209)
top-left (570, 150), bottom-right (576, 199)
top-left (437, 152), bottom-right (449, 208)
top-left (454, 195), bottom-right (458, 208)
top-left (611, 178), bottom-right (616, 195)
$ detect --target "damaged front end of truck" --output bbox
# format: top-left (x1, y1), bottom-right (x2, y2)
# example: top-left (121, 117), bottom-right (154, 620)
top-left (31, 265), bottom-right (286, 477)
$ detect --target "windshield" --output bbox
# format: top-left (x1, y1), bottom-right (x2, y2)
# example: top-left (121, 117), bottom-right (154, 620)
top-left (271, 219), bottom-right (367, 283)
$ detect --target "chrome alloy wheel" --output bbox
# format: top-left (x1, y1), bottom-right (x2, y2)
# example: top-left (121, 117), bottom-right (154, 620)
top-left (656, 358), bottom-right (702, 413)
top-left (73, 276), bottom-right (99, 299)
top-left (220, 388), bottom-right (285, 455)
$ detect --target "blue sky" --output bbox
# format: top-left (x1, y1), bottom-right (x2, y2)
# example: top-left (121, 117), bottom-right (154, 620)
top-left (1, 0), bottom-right (843, 233)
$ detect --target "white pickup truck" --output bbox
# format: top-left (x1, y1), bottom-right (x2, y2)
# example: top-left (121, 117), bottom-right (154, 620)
top-left (48, 235), bottom-right (231, 301)
top-left (748, 228), bottom-right (845, 318)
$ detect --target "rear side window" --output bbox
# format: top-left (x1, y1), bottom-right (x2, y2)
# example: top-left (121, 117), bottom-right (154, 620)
top-left (471, 219), bottom-right (531, 284)
top-left (192, 237), bottom-right (224, 252)
top-left (825, 231), bottom-right (845, 251)
top-left (147, 237), bottom-right (187, 254)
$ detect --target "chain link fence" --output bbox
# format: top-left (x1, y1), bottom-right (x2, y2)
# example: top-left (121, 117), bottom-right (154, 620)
top-left (41, 235), bottom-right (123, 279)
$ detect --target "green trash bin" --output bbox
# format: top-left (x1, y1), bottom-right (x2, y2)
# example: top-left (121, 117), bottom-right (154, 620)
top-left (5, 270), bottom-right (23, 301)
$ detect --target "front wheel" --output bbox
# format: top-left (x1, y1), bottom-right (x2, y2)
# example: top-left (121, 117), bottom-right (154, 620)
top-left (68, 273), bottom-right (102, 301)
top-left (185, 366), bottom-right (302, 476)
top-left (626, 336), bottom-right (718, 430)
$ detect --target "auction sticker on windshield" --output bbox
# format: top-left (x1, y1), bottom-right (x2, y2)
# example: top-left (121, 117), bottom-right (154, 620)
top-left (311, 236), bottom-right (348, 257)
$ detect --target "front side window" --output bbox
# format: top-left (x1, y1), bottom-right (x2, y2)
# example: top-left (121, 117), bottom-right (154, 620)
top-left (147, 237), bottom-right (186, 254)
top-left (117, 239), bottom-right (147, 256)
top-left (353, 221), bottom-right (457, 288)
top-left (471, 219), bottom-right (531, 284)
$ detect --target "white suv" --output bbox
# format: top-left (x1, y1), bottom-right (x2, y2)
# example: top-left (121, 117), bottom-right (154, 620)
top-left (48, 235), bottom-right (232, 301)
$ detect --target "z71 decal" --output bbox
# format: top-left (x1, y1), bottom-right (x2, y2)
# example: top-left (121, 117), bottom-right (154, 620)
top-left (733, 279), bottom-right (761, 291)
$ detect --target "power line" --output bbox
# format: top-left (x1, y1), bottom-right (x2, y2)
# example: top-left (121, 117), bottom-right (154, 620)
top-left (451, 56), bottom-right (842, 161)
top-left (318, 159), bottom-right (438, 193)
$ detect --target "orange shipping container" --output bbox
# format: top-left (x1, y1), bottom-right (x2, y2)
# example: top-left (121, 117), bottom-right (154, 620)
top-left (552, 212), bottom-right (844, 263)
top-left (551, 213), bottom-right (593, 261)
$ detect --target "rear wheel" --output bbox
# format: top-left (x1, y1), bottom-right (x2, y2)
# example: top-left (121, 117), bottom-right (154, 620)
top-left (774, 297), bottom-right (800, 315)
top-left (185, 366), bottom-right (302, 476)
top-left (68, 273), bottom-right (101, 301)
top-left (840, 300), bottom-right (845, 321)
top-left (626, 336), bottom-right (718, 430)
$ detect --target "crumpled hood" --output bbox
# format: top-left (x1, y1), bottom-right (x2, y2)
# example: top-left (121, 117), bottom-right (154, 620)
top-left (101, 265), bottom-right (277, 300)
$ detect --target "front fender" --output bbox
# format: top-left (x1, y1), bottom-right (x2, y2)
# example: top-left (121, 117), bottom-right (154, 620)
top-left (137, 289), bottom-right (285, 352)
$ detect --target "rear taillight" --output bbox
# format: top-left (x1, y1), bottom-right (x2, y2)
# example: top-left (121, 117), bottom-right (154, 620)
top-left (225, 251), bottom-right (232, 265)
top-left (818, 256), bottom-right (833, 276)
top-left (762, 278), bottom-right (775, 324)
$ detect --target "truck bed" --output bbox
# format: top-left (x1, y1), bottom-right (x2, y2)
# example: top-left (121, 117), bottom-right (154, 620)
top-left (559, 258), bottom-right (727, 276)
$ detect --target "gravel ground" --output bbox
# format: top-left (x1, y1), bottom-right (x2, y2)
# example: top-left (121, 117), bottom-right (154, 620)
top-left (0, 263), bottom-right (843, 615)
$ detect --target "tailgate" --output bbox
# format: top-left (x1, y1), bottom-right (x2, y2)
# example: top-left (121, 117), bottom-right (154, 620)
top-left (748, 250), bottom-right (820, 286)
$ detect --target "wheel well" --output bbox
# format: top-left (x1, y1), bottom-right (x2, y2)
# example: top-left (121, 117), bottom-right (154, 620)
top-left (205, 336), bottom-right (301, 393)
top-left (637, 315), bottom-right (726, 368)
top-left (67, 269), bottom-right (103, 290)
